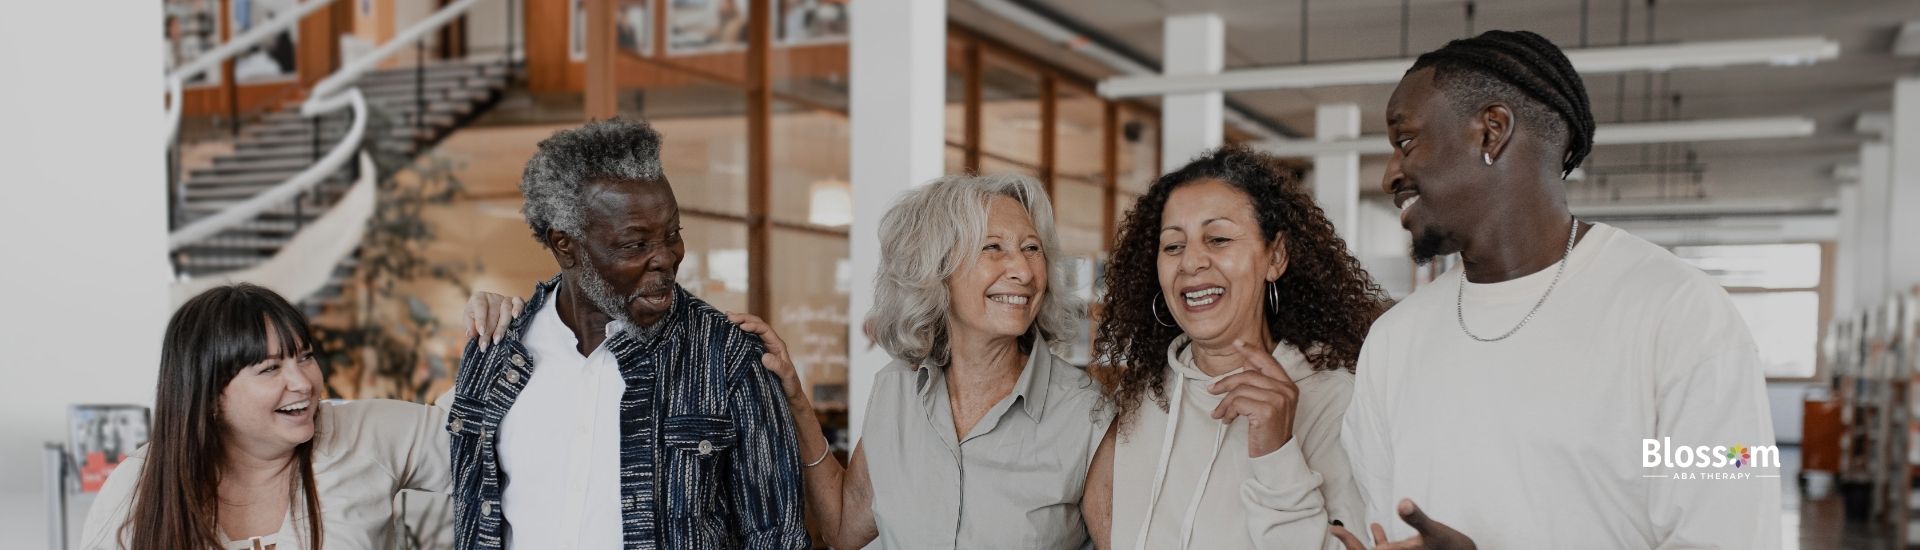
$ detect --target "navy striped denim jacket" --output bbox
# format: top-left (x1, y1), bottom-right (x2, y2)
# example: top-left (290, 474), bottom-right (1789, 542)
top-left (443, 275), bottom-right (810, 549)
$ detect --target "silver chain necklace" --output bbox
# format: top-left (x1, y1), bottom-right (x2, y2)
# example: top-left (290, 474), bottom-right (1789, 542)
top-left (1456, 217), bottom-right (1580, 342)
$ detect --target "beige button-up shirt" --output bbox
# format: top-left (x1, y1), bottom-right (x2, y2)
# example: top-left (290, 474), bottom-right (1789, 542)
top-left (80, 399), bottom-right (451, 550)
top-left (860, 347), bottom-right (1110, 550)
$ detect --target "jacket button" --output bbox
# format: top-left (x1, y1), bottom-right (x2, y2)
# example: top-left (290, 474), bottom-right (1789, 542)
top-left (509, 354), bottom-right (527, 367)
top-left (450, 419), bottom-right (465, 433)
top-left (504, 370), bottom-right (520, 384)
top-left (698, 440), bottom-right (714, 455)
top-left (481, 500), bottom-right (493, 515)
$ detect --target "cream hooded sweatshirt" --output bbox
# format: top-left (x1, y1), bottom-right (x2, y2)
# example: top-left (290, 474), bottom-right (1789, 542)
top-left (1109, 335), bottom-right (1361, 550)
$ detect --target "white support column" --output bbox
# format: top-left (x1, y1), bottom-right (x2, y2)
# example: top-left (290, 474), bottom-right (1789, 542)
top-left (1161, 13), bottom-right (1224, 168)
top-left (1888, 78), bottom-right (1920, 296)
top-left (0, 2), bottom-right (171, 546)
top-left (1856, 142), bottom-right (1891, 307)
top-left (848, 0), bottom-right (944, 439)
top-left (1314, 103), bottom-right (1362, 244)
top-left (1833, 183), bottom-right (1857, 316)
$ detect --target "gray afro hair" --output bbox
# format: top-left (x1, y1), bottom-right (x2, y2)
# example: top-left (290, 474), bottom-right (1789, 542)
top-left (520, 118), bottom-right (665, 248)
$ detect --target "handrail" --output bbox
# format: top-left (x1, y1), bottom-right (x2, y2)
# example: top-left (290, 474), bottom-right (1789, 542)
top-left (302, 0), bottom-right (485, 116)
top-left (163, 0), bottom-right (337, 146)
top-left (169, 0), bottom-right (495, 251)
top-left (168, 89), bottom-right (367, 249)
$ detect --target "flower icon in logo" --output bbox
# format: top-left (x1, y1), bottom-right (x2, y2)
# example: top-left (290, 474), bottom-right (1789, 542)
top-left (1728, 445), bottom-right (1750, 468)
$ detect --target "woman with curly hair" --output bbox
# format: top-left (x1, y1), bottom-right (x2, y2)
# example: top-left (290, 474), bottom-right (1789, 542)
top-left (1083, 147), bottom-right (1389, 550)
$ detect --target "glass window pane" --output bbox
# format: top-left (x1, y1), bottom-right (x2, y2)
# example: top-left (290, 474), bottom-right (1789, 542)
top-left (980, 53), bottom-right (1042, 166)
top-left (1671, 243), bottom-right (1822, 289)
top-left (980, 155), bottom-right (1039, 180)
top-left (946, 145), bottom-right (966, 175)
top-left (676, 217), bottom-right (749, 314)
top-left (1116, 107), bottom-right (1158, 194)
top-left (620, 82), bottom-right (748, 216)
top-left (1114, 191), bottom-right (1141, 234)
top-left (1054, 85), bottom-right (1105, 183)
top-left (769, 228), bottom-right (850, 404)
top-left (1052, 177), bottom-right (1103, 366)
top-left (1054, 177), bottom-right (1104, 260)
top-left (1727, 291), bottom-right (1819, 378)
top-left (770, 102), bottom-right (850, 226)
top-left (771, 1), bottom-right (849, 109)
top-left (946, 37), bottom-right (968, 147)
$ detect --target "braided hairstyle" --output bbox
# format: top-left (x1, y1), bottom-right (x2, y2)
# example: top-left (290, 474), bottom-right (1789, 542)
top-left (1410, 30), bottom-right (1596, 178)
top-left (1097, 147), bottom-right (1389, 434)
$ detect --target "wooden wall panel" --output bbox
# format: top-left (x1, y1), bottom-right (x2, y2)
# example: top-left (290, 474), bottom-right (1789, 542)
top-left (524, 0), bottom-right (571, 92)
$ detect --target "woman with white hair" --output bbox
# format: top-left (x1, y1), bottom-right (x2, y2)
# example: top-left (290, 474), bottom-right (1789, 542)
top-left (467, 173), bottom-right (1111, 549)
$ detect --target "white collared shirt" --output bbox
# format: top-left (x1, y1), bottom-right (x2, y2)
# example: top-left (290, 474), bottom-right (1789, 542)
top-left (498, 287), bottom-right (628, 550)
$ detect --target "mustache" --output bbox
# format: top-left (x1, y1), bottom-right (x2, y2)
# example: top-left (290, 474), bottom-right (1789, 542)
top-left (631, 277), bottom-right (675, 297)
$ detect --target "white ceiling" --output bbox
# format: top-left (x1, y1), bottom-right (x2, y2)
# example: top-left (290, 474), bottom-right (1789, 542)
top-left (948, 0), bottom-right (1920, 206)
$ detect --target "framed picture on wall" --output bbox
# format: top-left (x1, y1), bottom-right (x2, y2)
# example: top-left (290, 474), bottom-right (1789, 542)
top-left (618, 0), bottom-right (654, 57)
top-left (229, 0), bottom-right (300, 84)
top-left (164, 0), bottom-right (223, 87)
top-left (68, 404), bottom-right (151, 493)
top-left (776, 0), bottom-right (847, 46)
top-left (667, 0), bottom-right (748, 55)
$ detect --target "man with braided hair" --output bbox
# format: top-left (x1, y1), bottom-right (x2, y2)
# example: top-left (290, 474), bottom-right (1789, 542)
top-left (1333, 31), bottom-right (1780, 549)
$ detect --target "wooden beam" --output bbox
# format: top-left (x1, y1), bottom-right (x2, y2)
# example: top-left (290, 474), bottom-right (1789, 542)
top-left (746, 0), bottom-right (773, 316)
top-left (1040, 74), bottom-right (1057, 197)
top-left (963, 40), bottom-right (983, 173)
top-left (583, 0), bottom-right (616, 119)
top-left (1101, 101), bottom-right (1118, 252)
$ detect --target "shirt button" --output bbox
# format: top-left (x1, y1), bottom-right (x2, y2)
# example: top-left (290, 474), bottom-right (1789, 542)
top-left (509, 354), bottom-right (527, 367)
top-left (698, 440), bottom-right (714, 455)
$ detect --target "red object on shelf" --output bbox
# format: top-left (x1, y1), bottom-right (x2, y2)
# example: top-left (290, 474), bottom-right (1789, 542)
top-left (1803, 397), bottom-right (1843, 473)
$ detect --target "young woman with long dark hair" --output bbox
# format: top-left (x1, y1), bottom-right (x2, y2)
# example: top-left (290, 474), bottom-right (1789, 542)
top-left (80, 284), bottom-right (450, 550)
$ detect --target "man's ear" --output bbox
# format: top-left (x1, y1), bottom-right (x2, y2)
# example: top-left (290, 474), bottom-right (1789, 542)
top-left (548, 229), bottom-right (578, 269)
top-left (1478, 103), bottom-right (1515, 164)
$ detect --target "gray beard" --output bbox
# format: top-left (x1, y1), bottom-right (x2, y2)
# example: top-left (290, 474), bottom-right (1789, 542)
top-left (570, 253), bottom-right (671, 341)
top-left (572, 253), bottom-right (637, 325)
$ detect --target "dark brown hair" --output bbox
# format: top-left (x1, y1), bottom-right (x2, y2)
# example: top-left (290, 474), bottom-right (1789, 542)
top-left (124, 284), bottom-right (324, 550)
top-left (1097, 147), bottom-right (1389, 433)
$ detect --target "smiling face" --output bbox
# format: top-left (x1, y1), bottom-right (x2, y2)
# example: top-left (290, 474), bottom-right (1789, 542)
top-left (217, 322), bottom-right (322, 457)
top-left (946, 195), bottom-right (1049, 344)
top-left (551, 178), bottom-right (686, 326)
top-left (1156, 179), bottom-right (1287, 346)
top-left (1384, 67), bottom-right (1489, 264)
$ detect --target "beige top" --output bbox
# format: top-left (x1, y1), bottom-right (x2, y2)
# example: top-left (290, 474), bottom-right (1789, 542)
top-left (859, 347), bottom-right (1110, 550)
top-left (1110, 336), bottom-right (1361, 550)
top-left (79, 399), bottom-right (452, 550)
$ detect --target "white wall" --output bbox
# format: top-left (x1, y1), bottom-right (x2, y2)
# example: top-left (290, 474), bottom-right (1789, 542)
top-left (0, 2), bottom-right (173, 546)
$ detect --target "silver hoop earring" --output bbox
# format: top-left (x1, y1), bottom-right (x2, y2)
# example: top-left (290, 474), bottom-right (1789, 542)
top-left (1266, 281), bottom-right (1280, 314)
top-left (1151, 292), bottom-right (1176, 327)
top-left (1483, 152), bottom-right (1494, 166)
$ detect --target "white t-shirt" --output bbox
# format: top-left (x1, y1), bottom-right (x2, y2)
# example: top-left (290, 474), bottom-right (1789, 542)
top-left (496, 286), bottom-right (628, 550)
top-left (1342, 223), bottom-right (1781, 549)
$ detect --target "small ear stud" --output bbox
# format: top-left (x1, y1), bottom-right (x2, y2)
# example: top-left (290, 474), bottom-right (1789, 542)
top-left (1483, 152), bottom-right (1494, 166)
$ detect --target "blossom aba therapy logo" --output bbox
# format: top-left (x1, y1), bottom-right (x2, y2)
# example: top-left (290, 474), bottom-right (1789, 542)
top-left (1642, 437), bottom-right (1780, 480)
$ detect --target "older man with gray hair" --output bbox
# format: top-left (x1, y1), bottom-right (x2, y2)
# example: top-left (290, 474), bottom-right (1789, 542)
top-left (440, 118), bottom-right (809, 550)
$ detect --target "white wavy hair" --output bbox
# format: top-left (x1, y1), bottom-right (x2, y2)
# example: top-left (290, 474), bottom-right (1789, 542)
top-left (867, 173), bottom-right (1085, 368)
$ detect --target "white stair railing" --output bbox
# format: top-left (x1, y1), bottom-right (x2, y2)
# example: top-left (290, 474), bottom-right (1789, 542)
top-left (167, 0), bottom-right (501, 306)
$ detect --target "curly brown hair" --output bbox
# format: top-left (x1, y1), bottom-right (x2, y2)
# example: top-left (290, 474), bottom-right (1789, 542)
top-left (1097, 146), bottom-right (1389, 434)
